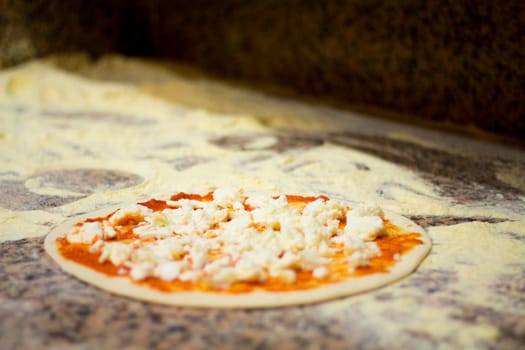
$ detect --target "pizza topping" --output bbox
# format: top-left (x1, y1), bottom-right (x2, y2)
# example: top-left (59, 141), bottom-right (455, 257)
top-left (312, 266), bottom-right (329, 279)
top-left (109, 204), bottom-right (153, 226)
top-left (67, 221), bottom-right (102, 244)
top-left (156, 261), bottom-right (185, 281)
top-left (57, 187), bottom-right (423, 291)
top-left (98, 241), bottom-right (133, 266)
top-left (344, 203), bottom-right (386, 241)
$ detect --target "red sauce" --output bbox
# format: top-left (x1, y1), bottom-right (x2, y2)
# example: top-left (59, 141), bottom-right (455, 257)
top-left (286, 194), bottom-right (329, 203)
top-left (139, 198), bottom-right (172, 211)
top-left (84, 211), bottom-right (113, 223)
top-left (58, 238), bottom-right (121, 276)
top-left (170, 192), bottom-right (213, 202)
top-left (57, 193), bottom-right (424, 293)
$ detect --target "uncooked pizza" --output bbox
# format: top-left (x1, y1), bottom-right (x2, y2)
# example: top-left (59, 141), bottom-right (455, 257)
top-left (44, 187), bottom-right (431, 308)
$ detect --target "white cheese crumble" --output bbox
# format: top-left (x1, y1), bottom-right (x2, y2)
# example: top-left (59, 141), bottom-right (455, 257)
top-left (67, 221), bottom-right (102, 244)
top-left (345, 203), bottom-right (386, 241)
top-left (66, 187), bottom-right (391, 288)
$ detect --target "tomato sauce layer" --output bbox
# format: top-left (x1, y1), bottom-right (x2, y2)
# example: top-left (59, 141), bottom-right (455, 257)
top-left (56, 193), bottom-right (424, 293)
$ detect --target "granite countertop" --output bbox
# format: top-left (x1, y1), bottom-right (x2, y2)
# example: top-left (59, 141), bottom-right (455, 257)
top-left (1, 57), bottom-right (524, 350)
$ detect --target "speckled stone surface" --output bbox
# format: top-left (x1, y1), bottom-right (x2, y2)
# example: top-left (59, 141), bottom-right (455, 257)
top-left (4, 234), bottom-right (524, 350)
top-left (1, 140), bottom-right (525, 349)
top-left (1, 0), bottom-right (524, 139)
top-left (0, 59), bottom-right (524, 349)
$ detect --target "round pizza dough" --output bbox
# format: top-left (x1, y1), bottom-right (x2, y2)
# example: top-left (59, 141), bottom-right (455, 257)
top-left (44, 204), bottom-right (431, 308)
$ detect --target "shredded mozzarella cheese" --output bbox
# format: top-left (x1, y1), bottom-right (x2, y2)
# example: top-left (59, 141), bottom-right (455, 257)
top-left (66, 187), bottom-right (389, 287)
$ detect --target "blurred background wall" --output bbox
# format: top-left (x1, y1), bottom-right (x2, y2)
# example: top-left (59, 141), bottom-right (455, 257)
top-left (1, 0), bottom-right (524, 140)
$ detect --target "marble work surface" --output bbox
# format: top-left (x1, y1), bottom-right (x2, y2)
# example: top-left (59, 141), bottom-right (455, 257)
top-left (1, 57), bottom-right (524, 349)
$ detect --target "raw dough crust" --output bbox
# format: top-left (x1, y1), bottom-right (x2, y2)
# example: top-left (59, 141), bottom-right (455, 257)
top-left (44, 203), bottom-right (431, 308)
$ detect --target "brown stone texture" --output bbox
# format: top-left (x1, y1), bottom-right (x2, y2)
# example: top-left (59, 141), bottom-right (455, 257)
top-left (1, 0), bottom-right (524, 139)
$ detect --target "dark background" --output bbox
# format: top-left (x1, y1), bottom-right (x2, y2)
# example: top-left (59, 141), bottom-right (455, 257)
top-left (1, 0), bottom-right (524, 141)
